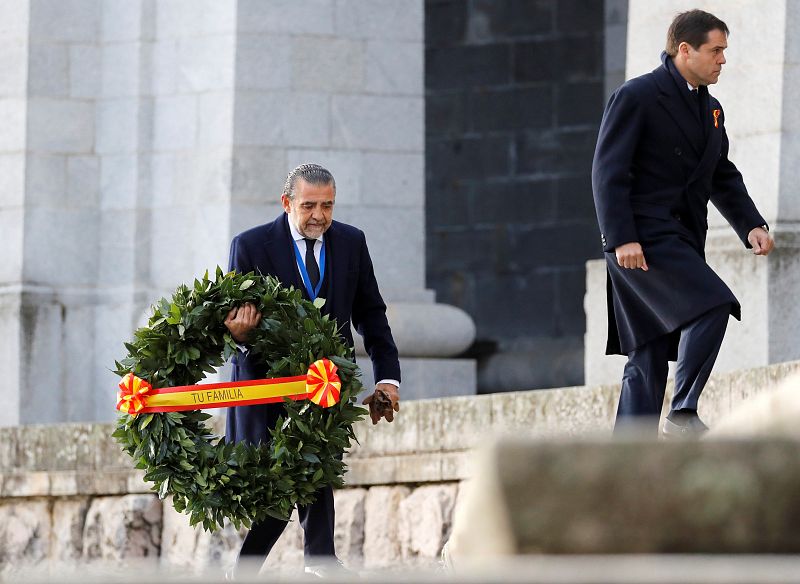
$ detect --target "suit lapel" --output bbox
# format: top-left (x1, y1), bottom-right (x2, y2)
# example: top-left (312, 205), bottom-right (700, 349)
top-left (653, 66), bottom-right (705, 155)
top-left (687, 96), bottom-right (723, 186)
top-left (264, 214), bottom-right (302, 289)
top-left (698, 85), bottom-right (710, 139)
top-left (323, 221), bottom-right (348, 317)
top-left (262, 216), bottom-right (349, 317)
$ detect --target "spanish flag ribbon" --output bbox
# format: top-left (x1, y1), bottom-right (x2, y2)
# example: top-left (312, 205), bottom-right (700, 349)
top-left (713, 109), bottom-right (721, 128)
top-left (306, 358), bottom-right (342, 408)
top-left (117, 373), bottom-right (153, 414)
top-left (117, 359), bottom-right (342, 415)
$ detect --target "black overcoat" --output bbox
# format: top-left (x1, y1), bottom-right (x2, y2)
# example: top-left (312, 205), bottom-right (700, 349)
top-left (225, 213), bottom-right (401, 445)
top-left (592, 52), bottom-right (766, 357)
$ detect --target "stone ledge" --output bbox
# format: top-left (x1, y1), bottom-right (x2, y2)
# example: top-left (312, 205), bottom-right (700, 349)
top-left (345, 451), bottom-right (469, 486)
top-left (0, 360), bottom-right (798, 496)
top-left (0, 469), bottom-right (148, 498)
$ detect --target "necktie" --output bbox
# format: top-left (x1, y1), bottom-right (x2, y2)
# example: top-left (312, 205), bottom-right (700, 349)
top-left (690, 88), bottom-right (699, 112)
top-left (690, 88), bottom-right (702, 119)
top-left (692, 87), bottom-right (708, 136)
top-left (304, 238), bottom-right (320, 289)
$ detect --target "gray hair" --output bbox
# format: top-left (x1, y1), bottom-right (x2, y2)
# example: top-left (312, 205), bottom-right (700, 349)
top-left (282, 163), bottom-right (336, 199)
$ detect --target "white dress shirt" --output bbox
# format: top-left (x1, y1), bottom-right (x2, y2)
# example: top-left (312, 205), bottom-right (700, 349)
top-left (288, 218), bottom-right (323, 273)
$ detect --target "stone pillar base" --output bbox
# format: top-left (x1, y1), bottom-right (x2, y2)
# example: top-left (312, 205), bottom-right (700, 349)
top-left (354, 300), bottom-right (477, 399)
top-left (356, 356), bottom-right (476, 400)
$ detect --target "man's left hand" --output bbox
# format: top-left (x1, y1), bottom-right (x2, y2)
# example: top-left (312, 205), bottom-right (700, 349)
top-left (747, 227), bottom-right (775, 256)
top-left (362, 383), bottom-right (400, 425)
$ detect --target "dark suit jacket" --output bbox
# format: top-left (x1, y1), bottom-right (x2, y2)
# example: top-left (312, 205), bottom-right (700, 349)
top-left (592, 52), bottom-right (766, 356)
top-left (225, 213), bottom-right (401, 445)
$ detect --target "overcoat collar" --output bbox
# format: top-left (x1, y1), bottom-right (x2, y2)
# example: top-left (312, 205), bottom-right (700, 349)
top-left (653, 52), bottom-right (705, 155)
top-left (653, 52), bottom-right (722, 184)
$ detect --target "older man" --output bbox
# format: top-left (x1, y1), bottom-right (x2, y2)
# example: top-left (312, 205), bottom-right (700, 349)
top-left (592, 10), bottom-right (774, 438)
top-left (224, 163), bottom-right (400, 576)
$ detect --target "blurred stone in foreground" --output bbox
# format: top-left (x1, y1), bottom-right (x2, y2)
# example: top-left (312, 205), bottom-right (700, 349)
top-left (449, 437), bottom-right (800, 560)
top-left (5, 555), bottom-right (800, 584)
top-left (709, 372), bottom-right (800, 439)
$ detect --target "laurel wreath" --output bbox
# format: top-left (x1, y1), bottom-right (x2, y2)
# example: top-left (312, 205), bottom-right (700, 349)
top-left (112, 268), bottom-right (366, 531)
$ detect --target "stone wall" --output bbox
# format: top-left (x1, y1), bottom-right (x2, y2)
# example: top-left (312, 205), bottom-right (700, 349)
top-left (1, 360), bottom-right (798, 575)
top-left (603, 0), bottom-right (627, 100)
top-left (424, 0), bottom-right (606, 393)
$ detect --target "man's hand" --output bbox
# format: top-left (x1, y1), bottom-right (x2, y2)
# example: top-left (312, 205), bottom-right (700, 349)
top-left (747, 227), bottom-right (774, 256)
top-left (362, 383), bottom-right (400, 425)
top-left (615, 241), bottom-right (649, 271)
top-left (224, 303), bottom-right (262, 343)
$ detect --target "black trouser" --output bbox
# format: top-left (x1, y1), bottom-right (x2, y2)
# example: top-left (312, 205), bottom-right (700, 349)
top-left (233, 399), bottom-right (337, 571)
top-left (237, 484), bottom-right (336, 568)
top-left (615, 303), bottom-right (730, 431)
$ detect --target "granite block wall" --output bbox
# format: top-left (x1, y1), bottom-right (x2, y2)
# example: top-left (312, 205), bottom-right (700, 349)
top-left (424, 0), bottom-right (606, 392)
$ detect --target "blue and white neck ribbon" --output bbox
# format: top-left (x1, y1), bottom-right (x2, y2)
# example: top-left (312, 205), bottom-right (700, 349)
top-left (292, 239), bottom-right (326, 300)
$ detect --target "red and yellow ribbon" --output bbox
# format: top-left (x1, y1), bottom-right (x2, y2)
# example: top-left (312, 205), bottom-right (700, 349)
top-left (117, 373), bottom-right (154, 414)
top-left (306, 358), bottom-right (342, 408)
top-left (117, 359), bottom-right (342, 415)
top-left (713, 109), bottom-right (721, 128)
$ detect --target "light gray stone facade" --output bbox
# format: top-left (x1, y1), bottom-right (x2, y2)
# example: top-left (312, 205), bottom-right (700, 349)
top-left (0, 0), bottom-right (475, 427)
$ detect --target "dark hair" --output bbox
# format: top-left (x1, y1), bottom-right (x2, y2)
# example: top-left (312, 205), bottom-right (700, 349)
top-left (282, 163), bottom-right (336, 199)
top-left (666, 9), bottom-right (729, 56)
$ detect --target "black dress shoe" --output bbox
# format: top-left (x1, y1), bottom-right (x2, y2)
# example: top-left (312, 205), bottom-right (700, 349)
top-left (661, 414), bottom-right (709, 440)
top-left (304, 559), bottom-right (358, 579)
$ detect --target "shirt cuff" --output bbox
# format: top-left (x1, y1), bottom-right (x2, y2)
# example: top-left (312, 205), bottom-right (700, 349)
top-left (376, 379), bottom-right (400, 389)
top-left (235, 342), bottom-right (249, 355)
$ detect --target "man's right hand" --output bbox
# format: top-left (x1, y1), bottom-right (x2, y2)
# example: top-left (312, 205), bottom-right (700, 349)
top-left (224, 303), bottom-right (262, 343)
top-left (615, 241), bottom-right (649, 271)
